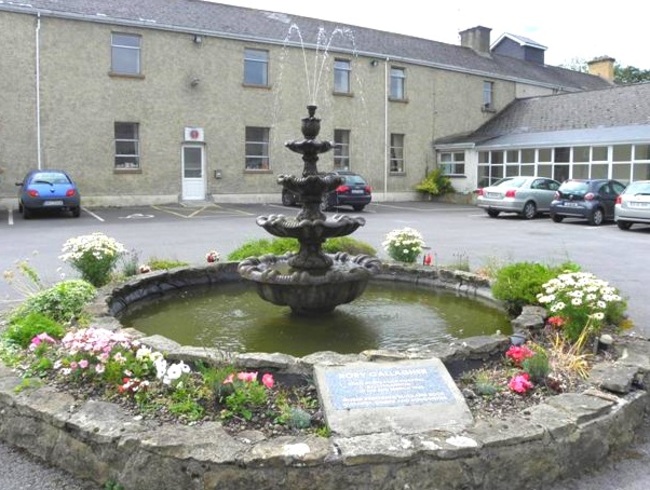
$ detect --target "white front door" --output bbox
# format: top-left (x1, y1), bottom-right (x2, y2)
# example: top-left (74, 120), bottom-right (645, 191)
top-left (181, 145), bottom-right (205, 200)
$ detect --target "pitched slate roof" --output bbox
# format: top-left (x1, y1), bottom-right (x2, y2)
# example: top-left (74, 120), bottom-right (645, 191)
top-left (2, 0), bottom-right (610, 92)
top-left (437, 82), bottom-right (650, 147)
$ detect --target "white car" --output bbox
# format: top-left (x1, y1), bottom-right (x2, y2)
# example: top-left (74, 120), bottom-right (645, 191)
top-left (615, 180), bottom-right (650, 230)
top-left (476, 177), bottom-right (561, 219)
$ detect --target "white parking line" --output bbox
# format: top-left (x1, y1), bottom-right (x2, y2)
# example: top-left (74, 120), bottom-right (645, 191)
top-left (83, 207), bottom-right (104, 222)
top-left (7, 209), bottom-right (13, 226)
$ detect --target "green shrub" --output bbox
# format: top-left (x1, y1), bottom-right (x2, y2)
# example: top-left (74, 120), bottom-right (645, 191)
top-left (9, 279), bottom-right (96, 324)
top-left (415, 168), bottom-right (456, 196)
top-left (3, 312), bottom-right (65, 348)
top-left (148, 257), bottom-right (190, 270)
top-left (491, 261), bottom-right (581, 316)
top-left (228, 237), bottom-right (376, 261)
top-left (321, 237), bottom-right (377, 256)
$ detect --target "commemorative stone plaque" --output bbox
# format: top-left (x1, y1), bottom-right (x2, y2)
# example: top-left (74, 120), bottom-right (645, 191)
top-left (314, 358), bottom-right (473, 437)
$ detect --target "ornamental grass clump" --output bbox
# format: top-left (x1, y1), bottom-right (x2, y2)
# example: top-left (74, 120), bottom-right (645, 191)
top-left (382, 227), bottom-right (425, 263)
top-left (60, 232), bottom-right (126, 287)
top-left (537, 271), bottom-right (627, 344)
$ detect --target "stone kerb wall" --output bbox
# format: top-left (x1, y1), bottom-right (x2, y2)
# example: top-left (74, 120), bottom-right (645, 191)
top-left (1, 261), bottom-right (649, 489)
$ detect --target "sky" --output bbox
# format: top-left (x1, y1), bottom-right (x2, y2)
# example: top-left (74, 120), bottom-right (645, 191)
top-left (209, 0), bottom-right (647, 69)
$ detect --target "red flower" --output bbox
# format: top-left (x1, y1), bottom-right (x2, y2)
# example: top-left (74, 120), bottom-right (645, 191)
top-left (505, 345), bottom-right (535, 366)
top-left (547, 316), bottom-right (565, 328)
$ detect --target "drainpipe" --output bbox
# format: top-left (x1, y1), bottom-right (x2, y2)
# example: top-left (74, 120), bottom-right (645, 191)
top-left (35, 13), bottom-right (42, 169)
top-left (383, 58), bottom-right (389, 199)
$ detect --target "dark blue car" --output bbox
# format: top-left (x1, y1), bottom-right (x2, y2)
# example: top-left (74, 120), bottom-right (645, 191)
top-left (549, 179), bottom-right (625, 226)
top-left (16, 169), bottom-right (81, 219)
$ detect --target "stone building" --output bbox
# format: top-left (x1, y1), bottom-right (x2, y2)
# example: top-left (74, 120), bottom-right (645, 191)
top-left (0, 0), bottom-right (620, 206)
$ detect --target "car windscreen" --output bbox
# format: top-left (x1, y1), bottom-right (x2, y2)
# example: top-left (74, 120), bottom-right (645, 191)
top-left (626, 182), bottom-right (650, 195)
top-left (494, 177), bottom-right (527, 188)
top-left (32, 172), bottom-right (70, 184)
top-left (559, 181), bottom-right (589, 195)
top-left (344, 175), bottom-right (367, 185)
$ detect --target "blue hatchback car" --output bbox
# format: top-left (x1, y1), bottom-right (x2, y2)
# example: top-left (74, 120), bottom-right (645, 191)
top-left (549, 179), bottom-right (625, 226)
top-left (16, 169), bottom-right (81, 219)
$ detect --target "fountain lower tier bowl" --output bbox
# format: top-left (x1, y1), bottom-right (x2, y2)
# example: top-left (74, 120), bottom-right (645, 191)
top-left (238, 252), bottom-right (382, 314)
top-left (256, 214), bottom-right (365, 240)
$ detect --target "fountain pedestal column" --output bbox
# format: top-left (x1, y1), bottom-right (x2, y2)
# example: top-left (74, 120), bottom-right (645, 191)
top-left (238, 106), bottom-right (381, 314)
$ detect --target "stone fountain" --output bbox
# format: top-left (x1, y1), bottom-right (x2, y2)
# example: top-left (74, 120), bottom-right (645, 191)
top-left (238, 105), bottom-right (381, 314)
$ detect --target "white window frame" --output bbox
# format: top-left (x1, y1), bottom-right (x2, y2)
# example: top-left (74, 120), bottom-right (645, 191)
top-left (334, 59), bottom-right (351, 94)
top-left (390, 67), bottom-right (406, 100)
top-left (245, 127), bottom-right (270, 170)
top-left (114, 122), bottom-right (140, 169)
top-left (439, 151), bottom-right (465, 176)
top-left (390, 133), bottom-right (405, 173)
top-left (111, 33), bottom-right (141, 75)
top-left (244, 48), bottom-right (269, 86)
top-left (334, 129), bottom-right (351, 169)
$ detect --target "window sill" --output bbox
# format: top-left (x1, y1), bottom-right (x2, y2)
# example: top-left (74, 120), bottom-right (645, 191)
top-left (109, 72), bottom-right (145, 80)
top-left (244, 169), bottom-right (273, 174)
top-left (481, 105), bottom-right (497, 113)
top-left (333, 91), bottom-right (353, 97)
top-left (114, 168), bottom-right (142, 174)
top-left (389, 171), bottom-right (406, 176)
top-left (242, 83), bottom-right (272, 90)
top-left (388, 97), bottom-right (408, 104)
top-left (444, 174), bottom-right (467, 179)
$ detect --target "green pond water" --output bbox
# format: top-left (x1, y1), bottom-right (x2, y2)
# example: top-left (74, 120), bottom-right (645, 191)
top-left (120, 282), bottom-right (512, 357)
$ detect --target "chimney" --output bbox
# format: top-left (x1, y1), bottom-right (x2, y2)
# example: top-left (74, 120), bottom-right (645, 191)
top-left (587, 56), bottom-right (616, 82)
top-left (460, 26), bottom-right (492, 54)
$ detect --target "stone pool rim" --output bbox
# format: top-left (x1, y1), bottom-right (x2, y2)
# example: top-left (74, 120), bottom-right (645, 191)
top-left (0, 261), bottom-right (648, 490)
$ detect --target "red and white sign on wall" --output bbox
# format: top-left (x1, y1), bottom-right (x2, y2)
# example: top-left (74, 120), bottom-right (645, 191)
top-left (184, 127), bottom-right (205, 142)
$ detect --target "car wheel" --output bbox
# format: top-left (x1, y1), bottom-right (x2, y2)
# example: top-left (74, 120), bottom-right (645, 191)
top-left (617, 220), bottom-right (633, 230)
top-left (486, 209), bottom-right (500, 218)
top-left (551, 214), bottom-right (564, 223)
top-left (18, 202), bottom-right (23, 213)
top-left (352, 205), bottom-right (365, 211)
top-left (281, 190), bottom-right (295, 207)
top-left (22, 207), bottom-right (33, 220)
top-left (589, 208), bottom-right (604, 226)
top-left (71, 206), bottom-right (81, 218)
top-left (522, 201), bottom-right (537, 220)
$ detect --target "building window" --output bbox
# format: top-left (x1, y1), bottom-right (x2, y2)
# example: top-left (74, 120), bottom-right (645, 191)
top-left (334, 59), bottom-right (351, 94)
top-left (389, 134), bottom-right (405, 173)
top-left (482, 81), bottom-right (494, 109)
top-left (245, 127), bottom-right (270, 170)
top-left (334, 129), bottom-right (350, 169)
top-left (390, 68), bottom-right (406, 100)
top-left (244, 49), bottom-right (269, 86)
top-left (111, 33), bottom-right (141, 75)
top-left (439, 152), bottom-right (465, 175)
top-left (114, 122), bottom-right (139, 169)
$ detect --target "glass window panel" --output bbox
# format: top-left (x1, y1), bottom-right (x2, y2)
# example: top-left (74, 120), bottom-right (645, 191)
top-left (538, 148), bottom-right (552, 162)
top-left (116, 141), bottom-right (137, 154)
top-left (506, 150), bottom-right (519, 163)
top-left (572, 164), bottom-right (589, 179)
top-left (491, 165), bottom-right (503, 183)
top-left (390, 68), bottom-right (405, 99)
top-left (245, 127), bottom-right (270, 170)
top-left (334, 129), bottom-right (350, 169)
top-left (521, 149), bottom-right (535, 163)
top-left (483, 81), bottom-right (493, 106)
top-left (244, 49), bottom-right (268, 86)
top-left (334, 59), bottom-right (350, 93)
top-left (111, 34), bottom-right (140, 75)
top-left (184, 147), bottom-right (202, 178)
top-left (477, 165), bottom-right (490, 188)
top-left (635, 145), bottom-right (650, 161)
top-left (592, 146), bottom-right (608, 161)
top-left (612, 163), bottom-right (631, 182)
top-left (520, 165), bottom-right (534, 176)
top-left (490, 151), bottom-right (503, 164)
top-left (554, 147), bottom-right (570, 163)
top-left (573, 147), bottom-right (589, 162)
top-left (390, 133), bottom-right (404, 172)
top-left (505, 165), bottom-right (519, 176)
top-left (613, 145), bottom-right (632, 162)
top-left (537, 164), bottom-right (552, 178)
top-left (554, 164), bottom-right (570, 182)
top-left (478, 151), bottom-right (489, 164)
top-left (633, 163), bottom-right (650, 180)
top-left (591, 164), bottom-right (608, 179)
top-left (114, 122), bottom-right (139, 169)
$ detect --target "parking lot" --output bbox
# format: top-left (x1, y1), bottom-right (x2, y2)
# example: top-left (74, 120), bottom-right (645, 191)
top-left (1, 200), bottom-right (649, 337)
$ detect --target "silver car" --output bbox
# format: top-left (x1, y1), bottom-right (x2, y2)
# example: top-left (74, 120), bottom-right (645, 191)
top-left (615, 180), bottom-right (650, 230)
top-left (476, 176), bottom-right (561, 219)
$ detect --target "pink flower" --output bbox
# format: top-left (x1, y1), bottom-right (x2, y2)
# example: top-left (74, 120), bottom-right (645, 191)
top-left (70, 361), bottom-right (78, 370)
top-left (505, 345), bottom-right (535, 366)
top-left (222, 373), bottom-right (235, 385)
top-left (79, 359), bottom-right (89, 369)
top-left (29, 332), bottom-right (57, 351)
top-left (261, 373), bottom-right (275, 389)
top-left (508, 373), bottom-right (534, 394)
top-left (237, 371), bottom-right (258, 383)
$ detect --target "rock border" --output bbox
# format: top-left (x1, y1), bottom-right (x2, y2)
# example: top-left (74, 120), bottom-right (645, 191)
top-left (1, 262), bottom-right (649, 489)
